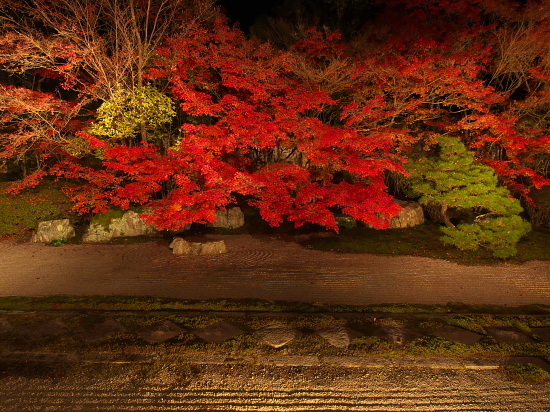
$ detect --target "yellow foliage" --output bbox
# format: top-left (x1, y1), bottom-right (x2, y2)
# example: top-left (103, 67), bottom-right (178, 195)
top-left (89, 85), bottom-right (176, 141)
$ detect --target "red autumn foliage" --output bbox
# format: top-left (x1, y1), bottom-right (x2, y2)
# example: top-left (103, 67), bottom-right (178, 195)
top-left (1, 0), bottom-right (549, 230)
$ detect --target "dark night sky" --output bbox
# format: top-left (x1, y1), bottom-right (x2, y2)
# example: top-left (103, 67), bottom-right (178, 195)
top-left (218, 0), bottom-right (282, 31)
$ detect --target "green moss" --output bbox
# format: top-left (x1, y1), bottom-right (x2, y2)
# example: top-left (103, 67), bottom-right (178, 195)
top-left (504, 363), bottom-right (550, 384)
top-left (0, 181), bottom-right (74, 238)
top-left (0, 296), bottom-right (548, 315)
top-left (1, 304), bottom-right (550, 361)
top-left (90, 207), bottom-right (125, 231)
top-left (89, 206), bottom-right (147, 232)
top-left (305, 224), bottom-right (550, 265)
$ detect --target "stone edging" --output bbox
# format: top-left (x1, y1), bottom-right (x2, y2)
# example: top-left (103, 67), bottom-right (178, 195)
top-left (0, 351), bottom-right (509, 369)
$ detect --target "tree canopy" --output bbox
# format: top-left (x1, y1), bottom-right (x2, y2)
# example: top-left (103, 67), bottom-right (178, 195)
top-left (1, 0), bottom-right (549, 255)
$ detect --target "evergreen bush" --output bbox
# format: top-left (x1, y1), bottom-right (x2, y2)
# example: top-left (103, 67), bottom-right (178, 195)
top-left (405, 135), bottom-right (531, 258)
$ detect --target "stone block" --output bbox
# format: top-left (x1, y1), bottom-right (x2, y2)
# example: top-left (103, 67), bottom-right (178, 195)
top-left (433, 325), bottom-right (483, 345)
top-left (486, 327), bottom-right (535, 344)
top-left (80, 319), bottom-right (127, 342)
top-left (335, 216), bottom-right (357, 229)
top-left (139, 320), bottom-right (183, 343)
top-left (170, 237), bottom-right (226, 255)
top-left (83, 210), bottom-right (157, 243)
top-left (0, 318), bottom-right (12, 334)
top-left (389, 200), bottom-right (425, 228)
top-left (31, 219), bottom-right (75, 243)
top-left (532, 327), bottom-right (550, 342)
top-left (256, 324), bottom-right (299, 348)
top-left (19, 319), bottom-right (68, 340)
top-left (208, 207), bottom-right (245, 229)
top-left (316, 323), bottom-right (355, 348)
top-left (194, 321), bottom-right (244, 343)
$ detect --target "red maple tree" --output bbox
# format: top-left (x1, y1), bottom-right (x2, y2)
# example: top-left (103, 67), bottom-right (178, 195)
top-left (2, 0), bottom-right (549, 231)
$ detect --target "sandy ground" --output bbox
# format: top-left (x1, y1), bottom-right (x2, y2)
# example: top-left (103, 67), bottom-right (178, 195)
top-left (2, 236), bottom-right (549, 411)
top-left (1, 363), bottom-right (549, 411)
top-left (1, 234), bottom-right (549, 305)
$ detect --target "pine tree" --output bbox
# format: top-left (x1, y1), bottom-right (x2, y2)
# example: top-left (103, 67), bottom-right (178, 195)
top-left (406, 135), bottom-right (531, 258)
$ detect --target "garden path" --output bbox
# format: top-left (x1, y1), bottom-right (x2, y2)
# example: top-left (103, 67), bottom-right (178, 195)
top-left (1, 234), bottom-right (549, 305)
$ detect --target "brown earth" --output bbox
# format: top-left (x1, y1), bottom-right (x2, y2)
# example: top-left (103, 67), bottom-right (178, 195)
top-left (1, 234), bottom-right (549, 305)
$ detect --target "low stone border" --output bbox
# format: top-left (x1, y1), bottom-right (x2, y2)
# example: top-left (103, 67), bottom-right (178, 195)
top-left (0, 351), bottom-right (516, 370)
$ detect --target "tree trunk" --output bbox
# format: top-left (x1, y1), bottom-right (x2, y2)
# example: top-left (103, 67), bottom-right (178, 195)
top-left (441, 204), bottom-right (456, 229)
top-left (129, 0), bottom-right (147, 144)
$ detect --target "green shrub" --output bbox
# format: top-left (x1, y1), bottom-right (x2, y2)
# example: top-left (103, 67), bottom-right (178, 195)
top-left (0, 181), bottom-right (74, 238)
top-left (504, 362), bottom-right (550, 384)
top-left (405, 135), bottom-right (531, 258)
top-left (45, 238), bottom-right (68, 247)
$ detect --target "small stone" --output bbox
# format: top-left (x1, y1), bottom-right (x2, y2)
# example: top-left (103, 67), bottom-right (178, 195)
top-left (194, 321), bottom-right (244, 343)
top-left (139, 320), bottom-right (183, 343)
top-left (31, 219), bottom-right (75, 243)
top-left (19, 319), bottom-right (68, 340)
top-left (486, 327), bottom-right (535, 344)
top-left (81, 319), bottom-right (127, 342)
top-left (389, 200), bottom-right (425, 228)
top-left (375, 325), bottom-right (423, 347)
top-left (433, 325), bottom-right (483, 345)
top-left (82, 222), bottom-right (112, 243)
top-left (256, 324), bottom-right (299, 348)
top-left (316, 324), bottom-right (352, 348)
top-left (199, 240), bottom-right (227, 255)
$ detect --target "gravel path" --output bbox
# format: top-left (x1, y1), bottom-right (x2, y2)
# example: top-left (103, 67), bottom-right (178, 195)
top-left (1, 235), bottom-right (549, 305)
top-left (1, 364), bottom-right (549, 411)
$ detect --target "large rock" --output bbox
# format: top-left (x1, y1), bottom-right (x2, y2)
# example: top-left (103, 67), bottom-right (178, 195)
top-left (170, 237), bottom-right (227, 255)
top-left (83, 210), bottom-right (157, 243)
top-left (208, 207), bottom-right (245, 229)
top-left (335, 216), bottom-right (357, 229)
top-left (31, 219), bottom-right (75, 243)
top-left (389, 200), bottom-right (425, 228)
top-left (363, 200), bottom-right (425, 229)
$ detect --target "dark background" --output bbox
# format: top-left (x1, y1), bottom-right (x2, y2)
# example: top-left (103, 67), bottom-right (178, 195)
top-left (218, 0), bottom-right (282, 31)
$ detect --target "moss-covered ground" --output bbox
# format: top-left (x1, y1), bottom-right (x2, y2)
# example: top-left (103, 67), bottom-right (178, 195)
top-left (303, 224), bottom-right (550, 265)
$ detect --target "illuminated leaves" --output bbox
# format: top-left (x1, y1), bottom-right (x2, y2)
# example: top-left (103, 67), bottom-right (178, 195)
top-left (89, 86), bottom-right (176, 141)
top-left (2, 0), bottom-right (550, 232)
